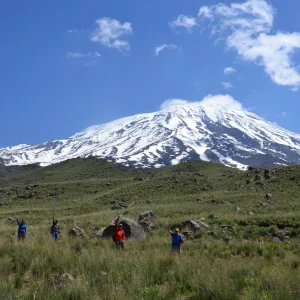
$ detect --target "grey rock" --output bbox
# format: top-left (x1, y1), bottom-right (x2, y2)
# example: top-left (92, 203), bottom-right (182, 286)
top-left (93, 227), bottom-right (106, 238)
top-left (138, 211), bottom-right (155, 231)
top-left (111, 204), bottom-right (123, 210)
top-left (207, 231), bottom-right (218, 238)
top-left (272, 237), bottom-right (282, 244)
top-left (265, 193), bottom-right (273, 200)
top-left (182, 231), bottom-right (194, 239)
top-left (273, 230), bottom-right (285, 240)
top-left (208, 214), bottom-right (218, 220)
top-left (52, 273), bottom-right (75, 287)
top-left (68, 226), bottom-right (87, 238)
top-left (102, 217), bottom-right (146, 242)
top-left (171, 220), bottom-right (209, 232)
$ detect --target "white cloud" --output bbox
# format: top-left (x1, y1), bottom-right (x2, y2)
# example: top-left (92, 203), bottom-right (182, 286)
top-left (224, 67), bottom-right (236, 75)
top-left (66, 51), bottom-right (101, 59)
top-left (198, 0), bottom-right (300, 89)
top-left (160, 99), bottom-right (188, 110)
top-left (201, 94), bottom-right (243, 110)
top-left (91, 17), bottom-right (133, 51)
top-left (155, 44), bottom-right (180, 56)
top-left (221, 81), bottom-right (233, 89)
top-left (170, 15), bottom-right (197, 31)
top-left (160, 94), bottom-right (243, 111)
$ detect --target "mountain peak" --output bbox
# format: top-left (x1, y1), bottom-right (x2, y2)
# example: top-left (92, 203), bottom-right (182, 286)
top-left (1, 95), bottom-right (300, 169)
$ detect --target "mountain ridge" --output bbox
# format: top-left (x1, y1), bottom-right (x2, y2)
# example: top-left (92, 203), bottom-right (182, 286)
top-left (1, 97), bottom-right (300, 169)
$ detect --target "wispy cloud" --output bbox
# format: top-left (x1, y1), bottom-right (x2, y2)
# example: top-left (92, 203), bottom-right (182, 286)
top-left (91, 17), bottom-right (133, 51)
top-left (291, 87), bottom-right (299, 92)
top-left (224, 67), bottom-right (236, 75)
top-left (281, 111), bottom-right (288, 117)
top-left (194, 83), bottom-right (201, 91)
top-left (169, 15), bottom-right (197, 32)
top-left (198, 0), bottom-right (300, 89)
top-left (160, 94), bottom-right (244, 111)
top-left (67, 28), bottom-right (84, 34)
top-left (221, 81), bottom-right (233, 89)
top-left (66, 51), bottom-right (101, 59)
top-left (155, 44), bottom-right (180, 56)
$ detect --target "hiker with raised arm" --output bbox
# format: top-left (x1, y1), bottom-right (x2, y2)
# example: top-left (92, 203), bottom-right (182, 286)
top-left (50, 213), bottom-right (60, 241)
top-left (16, 217), bottom-right (27, 240)
top-left (169, 228), bottom-right (184, 254)
top-left (114, 213), bottom-right (127, 250)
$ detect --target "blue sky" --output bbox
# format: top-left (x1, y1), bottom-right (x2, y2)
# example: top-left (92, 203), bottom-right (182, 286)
top-left (1, 0), bottom-right (300, 147)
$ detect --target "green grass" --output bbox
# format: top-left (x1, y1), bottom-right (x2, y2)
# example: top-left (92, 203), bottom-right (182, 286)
top-left (1, 158), bottom-right (300, 299)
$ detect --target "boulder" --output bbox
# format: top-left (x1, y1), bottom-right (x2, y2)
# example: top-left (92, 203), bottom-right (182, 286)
top-left (182, 231), bottom-right (194, 240)
top-left (119, 202), bottom-right (128, 208)
top-left (102, 218), bottom-right (146, 241)
top-left (111, 204), bottom-right (123, 210)
top-left (68, 226), bottom-right (87, 238)
top-left (93, 227), bottom-right (106, 238)
top-left (208, 214), bottom-right (218, 220)
top-left (138, 211), bottom-right (155, 231)
top-left (207, 231), bottom-right (218, 238)
top-left (52, 273), bottom-right (75, 287)
top-left (134, 177), bottom-right (144, 182)
top-left (272, 237), bottom-right (282, 244)
top-left (171, 220), bottom-right (209, 232)
top-left (8, 217), bottom-right (14, 222)
top-left (265, 193), bottom-right (273, 200)
top-left (273, 230), bottom-right (285, 240)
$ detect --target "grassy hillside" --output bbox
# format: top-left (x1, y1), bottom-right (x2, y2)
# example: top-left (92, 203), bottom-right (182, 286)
top-left (1, 158), bottom-right (300, 299)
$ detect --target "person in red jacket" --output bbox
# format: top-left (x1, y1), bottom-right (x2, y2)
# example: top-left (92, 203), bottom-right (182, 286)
top-left (114, 215), bottom-right (126, 250)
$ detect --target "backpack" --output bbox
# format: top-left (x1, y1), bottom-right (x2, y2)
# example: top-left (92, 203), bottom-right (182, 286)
top-left (51, 223), bottom-right (59, 233)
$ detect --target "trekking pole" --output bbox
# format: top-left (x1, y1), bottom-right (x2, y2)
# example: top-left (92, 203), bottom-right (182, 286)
top-left (120, 211), bottom-right (129, 218)
top-left (52, 194), bottom-right (58, 220)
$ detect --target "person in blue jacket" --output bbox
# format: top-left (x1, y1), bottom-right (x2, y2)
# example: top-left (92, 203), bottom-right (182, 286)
top-left (16, 217), bottom-right (27, 240)
top-left (169, 228), bottom-right (184, 254)
top-left (50, 213), bottom-right (60, 241)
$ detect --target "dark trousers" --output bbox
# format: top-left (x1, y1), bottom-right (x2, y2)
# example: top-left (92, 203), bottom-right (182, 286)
top-left (115, 240), bottom-right (125, 250)
top-left (18, 232), bottom-right (26, 240)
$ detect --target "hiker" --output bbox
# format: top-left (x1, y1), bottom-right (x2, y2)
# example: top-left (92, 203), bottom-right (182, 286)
top-left (169, 228), bottom-right (184, 254)
top-left (50, 213), bottom-right (60, 241)
top-left (16, 217), bottom-right (27, 240)
top-left (114, 215), bottom-right (126, 250)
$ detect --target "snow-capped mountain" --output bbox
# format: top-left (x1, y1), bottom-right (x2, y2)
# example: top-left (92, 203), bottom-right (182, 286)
top-left (1, 97), bottom-right (300, 170)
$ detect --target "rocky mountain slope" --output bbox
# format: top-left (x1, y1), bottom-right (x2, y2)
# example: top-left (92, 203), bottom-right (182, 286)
top-left (1, 99), bottom-right (300, 169)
